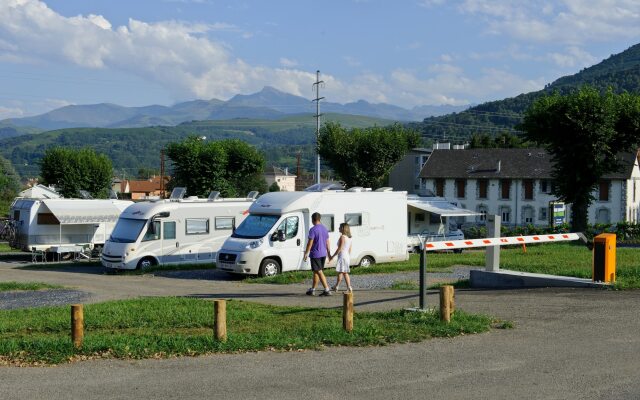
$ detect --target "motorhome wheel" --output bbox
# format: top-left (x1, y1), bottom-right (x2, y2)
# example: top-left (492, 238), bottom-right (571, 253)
top-left (358, 256), bottom-right (374, 268)
top-left (259, 258), bottom-right (281, 277)
top-left (137, 257), bottom-right (157, 270)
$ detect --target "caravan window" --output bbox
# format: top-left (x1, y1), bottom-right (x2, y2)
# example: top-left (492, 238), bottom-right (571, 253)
top-left (344, 213), bottom-right (362, 227)
top-left (37, 213), bottom-right (58, 225)
top-left (186, 218), bottom-right (209, 235)
top-left (163, 221), bottom-right (176, 240)
top-left (320, 214), bottom-right (334, 232)
top-left (142, 221), bottom-right (161, 242)
top-left (215, 217), bottom-right (235, 230)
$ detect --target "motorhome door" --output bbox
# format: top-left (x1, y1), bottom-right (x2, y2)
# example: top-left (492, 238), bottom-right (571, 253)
top-left (159, 219), bottom-right (179, 264)
top-left (271, 213), bottom-right (304, 271)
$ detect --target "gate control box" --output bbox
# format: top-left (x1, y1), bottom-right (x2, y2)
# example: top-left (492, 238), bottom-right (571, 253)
top-left (593, 233), bottom-right (616, 283)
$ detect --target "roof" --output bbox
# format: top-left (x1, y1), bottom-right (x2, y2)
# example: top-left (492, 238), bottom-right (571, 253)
top-left (264, 166), bottom-right (296, 177)
top-left (18, 184), bottom-right (61, 199)
top-left (41, 199), bottom-right (132, 224)
top-left (126, 176), bottom-right (169, 193)
top-left (408, 198), bottom-right (481, 217)
top-left (420, 148), bottom-right (638, 180)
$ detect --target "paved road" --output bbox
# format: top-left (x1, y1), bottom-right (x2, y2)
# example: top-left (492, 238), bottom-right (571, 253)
top-left (1, 260), bottom-right (640, 399)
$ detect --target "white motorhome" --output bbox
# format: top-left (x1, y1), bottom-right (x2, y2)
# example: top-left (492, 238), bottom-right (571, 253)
top-left (101, 190), bottom-right (256, 270)
top-left (216, 187), bottom-right (409, 277)
top-left (9, 198), bottom-right (133, 253)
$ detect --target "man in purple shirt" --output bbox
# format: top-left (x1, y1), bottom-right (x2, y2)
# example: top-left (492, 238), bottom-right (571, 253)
top-left (303, 212), bottom-right (332, 296)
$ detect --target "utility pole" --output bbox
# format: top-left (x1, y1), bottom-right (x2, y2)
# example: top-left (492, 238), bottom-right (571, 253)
top-left (160, 149), bottom-right (165, 199)
top-left (312, 70), bottom-right (324, 185)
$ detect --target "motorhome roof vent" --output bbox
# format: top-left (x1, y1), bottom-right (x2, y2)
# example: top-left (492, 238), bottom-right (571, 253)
top-left (304, 182), bottom-right (344, 192)
top-left (170, 187), bottom-right (186, 201)
top-left (108, 189), bottom-right (118, 199)
top-left (374, 187), bottom-right (393, 192)
top-left (186, 196), bottom-right (199, 200)
top-left (207, 191), bottom-right (220, 202)
top-left (78, 190), bottom-right (93, 199)
top-left (247, 191), bottom-right (259, 200)
top-left (346, 186), bottom-right (364, 192)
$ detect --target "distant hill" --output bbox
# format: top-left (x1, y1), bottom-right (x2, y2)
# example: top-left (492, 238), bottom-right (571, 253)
top-left (0, 113), bottom-right (394, 178)
top-left (1, 86), bottom-right (467, 132)
top-left (0, 121), bottom-right (42, 139)
top-left (411, 42), bottom-right (640, 142)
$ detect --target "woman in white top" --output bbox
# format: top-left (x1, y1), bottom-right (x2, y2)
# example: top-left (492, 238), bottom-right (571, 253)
top-left (330, 223), bottom-right (353, 293)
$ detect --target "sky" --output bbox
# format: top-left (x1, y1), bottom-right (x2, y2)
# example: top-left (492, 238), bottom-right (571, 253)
top-left (0, 0), bottom-right (639, 119)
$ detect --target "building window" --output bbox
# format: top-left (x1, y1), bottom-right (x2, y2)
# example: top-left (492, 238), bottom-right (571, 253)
top-left (435, 179), bottom-right (445, 197)
top-left (500, 179), bottom-right (511, 200)
top-left (596, 208), bottom-right (610, 224)
top-left (540, 180), bottom-right (553, 194)
top-left (455, 179), bottom-right (466, 199)
top-left (598, 180), bottom-right (610, 201)
top-left (477, 179), bottom-right (488, 199)
top-left (539, 207), bottom-right (548, 221)
top-left (523, 180), bottom-right (534, 200)
top-left (477, 204), bottom-right (488, 223)
top-left (500, 206), bottom-right (511, 223)
top-left (522, 206), bottom-right (534, 224)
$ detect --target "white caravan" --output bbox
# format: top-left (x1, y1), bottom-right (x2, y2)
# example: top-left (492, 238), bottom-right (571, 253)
top-left (9, 198), bottom-right (133, 253)
top-left (406, 195), bottom-right (481, 253)
top-left (101, 190), bottom-right (256, 270)
top-left (216, 188), bottom-right (409, 277)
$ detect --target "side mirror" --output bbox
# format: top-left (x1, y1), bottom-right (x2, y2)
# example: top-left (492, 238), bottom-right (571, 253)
top-left (148, 221), bottom-right (156, 235)
top-left (271, 230), bottom-right (286, 242)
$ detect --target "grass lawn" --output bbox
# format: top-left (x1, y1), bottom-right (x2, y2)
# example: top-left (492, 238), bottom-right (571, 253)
top-left (246, 243), bottom-right (640, 288)
top-left (0, 281), bottom-right (63, 292)
top-left (0, 242), bottom-right (21, 253)
top-left (0, 297), bottom-right (497, 365)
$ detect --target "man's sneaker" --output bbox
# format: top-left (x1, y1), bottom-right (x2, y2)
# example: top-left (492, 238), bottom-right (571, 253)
top-left (306, 288), bottom-right (315, 296)
top-left (319, 290), bottom-right (332, 296)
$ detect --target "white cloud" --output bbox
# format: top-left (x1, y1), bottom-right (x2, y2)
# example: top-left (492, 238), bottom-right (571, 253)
top-left (0, 105), bottom-right (25, 119)
top-left (279, 57), bottom-right (299, 68)
top-left (548, 46), bottom-right (597, 68)
top-left (459, 0), bottom-right (640, 44)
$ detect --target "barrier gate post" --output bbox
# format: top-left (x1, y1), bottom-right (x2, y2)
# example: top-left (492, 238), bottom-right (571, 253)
top-left (485, 215), bottom-right (501, 272)
top-left (419, 234), bottom-right (427, 310)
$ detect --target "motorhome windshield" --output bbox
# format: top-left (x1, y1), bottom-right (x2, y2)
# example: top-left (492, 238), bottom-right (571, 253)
top-left (109, 218), bottom-right (147, 243)
top-left (232, 214), bottom-right (279, 239)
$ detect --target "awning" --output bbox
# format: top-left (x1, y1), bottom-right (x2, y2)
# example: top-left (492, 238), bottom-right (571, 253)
top-left (42, 200), bottom-right (130, 224)
top-left (407, 199), bottom-right (482, 217)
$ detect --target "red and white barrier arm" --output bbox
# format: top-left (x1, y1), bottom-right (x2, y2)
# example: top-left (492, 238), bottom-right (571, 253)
top-left (424, 233), bottom-right (581, 252)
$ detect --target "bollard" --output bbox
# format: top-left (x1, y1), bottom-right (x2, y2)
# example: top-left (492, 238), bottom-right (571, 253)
top-left (343, 292), bottom-right (353, 332)
top-left (439, 285), bottom-right (454, 323)
top-left (71, 304), bottom-right (84, 349)
top-left (214, 299), bottom-right (227, 342)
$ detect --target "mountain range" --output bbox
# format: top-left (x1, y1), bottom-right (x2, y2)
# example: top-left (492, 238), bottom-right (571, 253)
top-left (1, 87), bottom-right (468, 133)
top-left (411, 42), bottom-right (640, 141)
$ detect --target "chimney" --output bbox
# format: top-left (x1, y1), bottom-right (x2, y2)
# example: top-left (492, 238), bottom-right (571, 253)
top-left (496, 160), bottom-right (501, 173)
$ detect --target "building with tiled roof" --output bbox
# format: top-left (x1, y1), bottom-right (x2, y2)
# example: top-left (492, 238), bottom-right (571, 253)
top-left (419, 148), bottom-right (640, 226)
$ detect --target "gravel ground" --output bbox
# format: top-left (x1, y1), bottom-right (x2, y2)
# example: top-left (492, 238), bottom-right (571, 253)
top-left (304, 266), bottom-right (480, 289)
top-left (0, 289), bottom-right (91, 310)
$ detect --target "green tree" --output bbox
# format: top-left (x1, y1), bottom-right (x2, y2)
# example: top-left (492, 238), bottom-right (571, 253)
top-left (40, 147), bottom-right (113, 198)
top-left (318, 123), bottom-right (420, 188)
top-left (166, 137), bottom-right (267, 197)
top-left (0, 155), bottom-right (20, 201)
top-left (268, 181), bottom-right (281, 192)
top-left (519, 86), bottom-right (640, 232)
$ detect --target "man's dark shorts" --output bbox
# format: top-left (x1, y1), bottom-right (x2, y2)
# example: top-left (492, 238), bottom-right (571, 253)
top-left (310, 257), bottom-right (326, 272)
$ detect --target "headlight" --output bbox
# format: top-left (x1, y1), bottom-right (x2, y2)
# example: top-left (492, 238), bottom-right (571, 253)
top-left (246, 238), bottom-right (264, 249)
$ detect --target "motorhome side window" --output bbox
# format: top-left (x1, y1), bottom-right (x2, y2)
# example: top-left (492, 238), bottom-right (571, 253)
top-left (186, 218), bottom-right (209, 235)
top-left (143, 221), bottom-right (161, 241)
top-left (163, 221), bottom-right (176, 240)
top-left (215, 217), bottom-right (235, 230)
top-left (344, 213), bottom-right (362, 227)
top-left (320, 214), bottom-right (334, 232)
top-left (276, 216), bottom-right (299, 239)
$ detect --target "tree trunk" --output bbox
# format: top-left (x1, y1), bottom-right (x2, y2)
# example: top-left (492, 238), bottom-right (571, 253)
top-left (570, 196), bottom-right (590, 233)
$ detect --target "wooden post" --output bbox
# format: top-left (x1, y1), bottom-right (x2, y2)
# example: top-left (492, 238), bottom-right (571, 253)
top-left (214, 299), bottom-right (227, 342)
top-left (439, 286), bottom-right (454, 323)
top-left (71, 304), bottom-right (84, 349)
top-left (343, 292), bottom-right (353, 332)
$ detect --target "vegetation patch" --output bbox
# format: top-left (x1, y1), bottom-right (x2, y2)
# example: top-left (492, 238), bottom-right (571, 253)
top-left (0, 281), bottom-right (63, 292)
top-left (0, 242), bottom-right (22, 253)
top-left (0, 297), bottom-right (495, 365)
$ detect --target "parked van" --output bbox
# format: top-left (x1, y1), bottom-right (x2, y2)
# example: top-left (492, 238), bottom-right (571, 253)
top-left (101, 189), bottom-right (256, 270)
top-left (10, 198), bottom-right (133, 254)
top-left (216, 187), bottom-right (409, 277)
